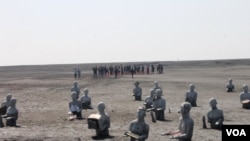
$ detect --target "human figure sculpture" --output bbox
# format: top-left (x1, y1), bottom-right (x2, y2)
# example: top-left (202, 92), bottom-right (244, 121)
top-left (132, 81), bottom-right (142, 101)
top-left (152, 81), bottom-right (162, 93)
top-left (239, 84), bottom-right (250, 109)
top-left (125, 107), bottom-right (149, 141)
top-left (144, 89), bottom-right (155, 109)
top-left (80, 88), bottom-right (93, 110)
top-left (94, 102), bottom-right (110, 137)
top-left (204, 98), bottom-right (224, 130)
top-left (3, 99), bottom-right (19, 127)
top-left (0, 94), bottom-right (12, 127)
top-left (185, 84), bottom-right (197, 107)
top-left (71, 81), bottom-right (80, 99)
top-left (68, 92), bottom-right (82, 119)
top-left (226, 78), bottom-right (235, 92)
top-left (150, 89), bottom-right (166, 121)
top-left (163, 102), bottom-right (194, 141)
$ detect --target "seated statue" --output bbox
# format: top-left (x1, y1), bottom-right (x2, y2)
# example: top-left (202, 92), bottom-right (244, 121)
top-left (144, 89), bottom-right (155, 109)
top-left (80, 88), bottom-right (93, 110)
top-left (185, 84), bottom-right (197, 107)
top-left (226, 78), bottom-right (235, 92)
top-left (239, 84), bottom-right (250, 109)
top-left (68, 92), bottom-right (82, 119)
top-left (132, 81), bottom-right (142, 101)
top-left (89, 102), bottom-right (110, 137)
top-left (125, 107), bottom-right (149, 141)
top-left (71, 81), bottom-right (80, 99)
top-left (204, 98), bottom-right (224, 130)
top-left (0, 94), bottom-right (12, 127)
top-left (163, 102), bottom-right (194, 141)
top-left (150, 89), bottom-right (166, 121)
top-left (3, 99), bottom-right (18, 127)
top-left (152, 81), bottom-right (162, 93)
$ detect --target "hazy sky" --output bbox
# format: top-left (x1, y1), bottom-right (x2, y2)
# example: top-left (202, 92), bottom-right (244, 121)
top-left (0, 0), bottom-right (249, 66)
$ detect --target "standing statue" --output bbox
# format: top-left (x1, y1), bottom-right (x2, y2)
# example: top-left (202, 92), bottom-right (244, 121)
top-left (163, 102), bottom-right (194, 141)
top-left (226, 78), bottom-right (235, 92)
top-left (68, 92), bottom-right (82, 120)
top-left (203, 98), bottom-right (224, 130)
top-left (143, 89), bottom-right (155, 109)
top-left (71, 81), bottom-right (80, 99)
top-left (87, 102), bottom-right (110, 138)
top-left (125, 107), bottom-right (149, 141)
top-left (0, 94), bottom-right (12, 127)
top-left (239, 84), bottom-right (250, 109)
top-left (3, 99), bottom-right (19, 127)
top-left (80, 88), bottom-right (93, 110)
top-left (149, 89), bottom-right (166, 121)
top-left (132, 81), bottom-right (142, 101)
top-left (185, 84), bottom-right (197, 107)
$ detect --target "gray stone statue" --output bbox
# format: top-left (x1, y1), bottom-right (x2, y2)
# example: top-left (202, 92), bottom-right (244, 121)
top-left (226, 78), bottom-right (235, 92)
top-left (80, 88), bottom-right (93, 110)
top-left (71, 81), bottom-right (80, 99)
top-left (152, 81), bottom-right (162, 93)
top-left (132, 81), bottom-right (142, 101)
top-left (69, 92), bottom-right (82, 119)
top-left (239, 84), bottom-right (250, 109)
top-left (150, 89), bottom-right (166, 121)
top-left (185, 84), bottom-right (197, 107)
top-left (144, 89), bottom-right (155, 109)
top-left (95, 102), bottom-right (110, 137)
top-left (163, 102), bottom-right (194, 141)
top-left (0, 94), bottom-right (12, 127)
top-left (205, 98), bottom-right (224, 130)
top-left (125, 107), bottom-right (149, 141)
top-left (3, 99), bottom-right (18, 127)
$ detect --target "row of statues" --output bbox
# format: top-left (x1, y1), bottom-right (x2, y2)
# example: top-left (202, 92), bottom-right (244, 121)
top-left (0, 94), bottom-right (19, 127)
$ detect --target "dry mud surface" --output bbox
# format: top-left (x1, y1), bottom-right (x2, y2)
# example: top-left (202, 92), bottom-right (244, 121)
top-left (0, 59), bottom-right (250, 141)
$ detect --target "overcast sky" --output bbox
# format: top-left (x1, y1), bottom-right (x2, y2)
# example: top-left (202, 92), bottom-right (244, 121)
top-left (0, 0), bottom-right (249, 66)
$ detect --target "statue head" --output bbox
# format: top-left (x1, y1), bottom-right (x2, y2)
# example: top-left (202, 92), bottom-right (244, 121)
top-left (10, 98), bottom-right (16, 107)
top-left (137, 107), bottom-right (146, 120)
top-left (6, 94), bottom-right (12, 102)
top-left (189, 84), bottom-right (195, 91)
top-left (84, 88), bottom-right (89, 96)
top-left (229, 78), bottom-right (233, 83)
top-left (73, 81), bottom-right (78, 87)
top-left (155, 89), bottom-right (162, 98)
top-left (180, 102), bottom-right (192, 116)
top-left (242, 84), bottom-right (248, 93)
top-left (134, 81), bottom-right (139, 87)
top-left (98, 102), bottom-right (105, 114)
top-left (154, 81), bottom-right (158, 87)
top-left (71, 92), bottom-right (78, 101)
top-left (209, 98), bottom-right (217, 109)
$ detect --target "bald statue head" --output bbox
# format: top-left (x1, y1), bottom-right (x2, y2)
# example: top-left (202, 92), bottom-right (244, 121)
top-left (71, 92), bottom-right (78, 101)
top-left (6, 94), bottom-right (12, 102)
top-left (242, 84), bottom-right (248, 93)
top-left (137, 107), bottom-right (146, 120)
top-left (209, 98), bottom-right (217, 109)
top-left (150, 89), bottom-right (155, 97)
top-left (180, 102), bottom-right (192, 117)
top-left (10, 99), bottom-right (16, 107)
top-left (84, 88), bottom-right (89, 96)
top-left (98, 102), bottom-right (106, 114)
top-left (155, 89), bottom-right (162, 98)
top-left (189, 84), bottom-right (195, 91)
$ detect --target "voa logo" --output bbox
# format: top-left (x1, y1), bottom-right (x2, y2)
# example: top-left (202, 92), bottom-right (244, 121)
top-left (226, 129), bottom-right (246, 136)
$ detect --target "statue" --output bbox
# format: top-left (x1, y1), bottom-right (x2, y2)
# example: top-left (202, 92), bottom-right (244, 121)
top-left (132, 81), bottom-right (142, 101)
top-left (203, 98), bottom-right (224, 130)
top-left (68, 92), bottom-right (82, 120)
top-left (185, 84), bottom-right (197, 107)
top-left (3, 99), bottom-right (19, 127)
top-left (125, 107), bottom-right (149, 141)
top-left (149, 89), bottom-right (166, 121)
top-left (239, 84), bottom-right (250, 109)
top-left (143, 89), bottom-right (155, 109)
top-left (71, 81), bottom-right (80, 99)
top-left (226, 78), bottom-right (235, 92)
top-left (163, 102), bottom-right (194, 141)
top-left (87, 102), bottom-right (110, 137)
top-left (0, 94), bottom-right (12, 127)
top-left (80, 88), bottom-right (93, 110)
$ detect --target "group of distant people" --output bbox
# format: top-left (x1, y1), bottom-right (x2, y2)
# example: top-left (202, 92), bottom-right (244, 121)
top-left (91, 63), bottom-right (164, 79)
top-left (73, 68), bottom-right (81, 79)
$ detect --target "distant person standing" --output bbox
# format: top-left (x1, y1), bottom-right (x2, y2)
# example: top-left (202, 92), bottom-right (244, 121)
top-left (73, 68), bottom-right (78, 79)
top-left (77, 68), bottom-right (81, 79)
top-left (151, 64), bottom-right (155, 74)
top-left (131, 67), bottom-right (135, 79)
